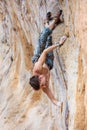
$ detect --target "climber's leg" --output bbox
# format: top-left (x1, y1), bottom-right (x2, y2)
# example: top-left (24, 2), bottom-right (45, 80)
top-left (45, 35), bottom-right (67, 70)
top-left (35, 18), bottom-right (59, 54)
top-left (32, 27), bottom-right (52, 64)
top-left (45, 35), bottom-right (52, 48)
top-left (32, 17), bottom-right (62, 64)
top-left (45, 35), bottom-right (54, 70)
top-left (45, 55), bottom-right (54, 70)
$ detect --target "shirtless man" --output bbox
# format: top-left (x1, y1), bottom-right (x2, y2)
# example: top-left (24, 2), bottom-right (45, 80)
top-left (29, 11), bottom-right (67, 106)
top-left (29, 37), bottom-right (67, 107)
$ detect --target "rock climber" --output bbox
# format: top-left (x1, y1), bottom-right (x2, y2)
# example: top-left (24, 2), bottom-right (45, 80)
top-left (32, 10), bottom-right (63, 65)
top-left (29, 10), bottom-right (67, 107)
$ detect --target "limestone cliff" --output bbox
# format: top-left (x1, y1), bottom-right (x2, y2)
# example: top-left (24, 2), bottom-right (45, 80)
top-left (0, 0), bottom-right (86, 130)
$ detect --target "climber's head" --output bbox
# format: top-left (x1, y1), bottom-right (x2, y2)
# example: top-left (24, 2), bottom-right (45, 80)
top-left (29, 75), bottom-right (40, 91)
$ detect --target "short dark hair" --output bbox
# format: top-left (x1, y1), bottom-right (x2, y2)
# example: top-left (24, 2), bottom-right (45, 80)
top-left (29, 75), bottom-right (40, 90)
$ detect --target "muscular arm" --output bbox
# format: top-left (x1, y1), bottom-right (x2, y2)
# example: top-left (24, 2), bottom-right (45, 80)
top-left (38, 44), bottom-right (58, 66)
top-left (34, 36), bottom-right (67, 72)
top-left (42, 87), bottom-right (60, 106)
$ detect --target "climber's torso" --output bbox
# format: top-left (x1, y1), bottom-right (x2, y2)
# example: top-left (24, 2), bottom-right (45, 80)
top-left (33, 62), bottom-right (50, 88)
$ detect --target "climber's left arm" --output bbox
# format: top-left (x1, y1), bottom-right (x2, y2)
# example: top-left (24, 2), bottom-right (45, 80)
top-left (42, 87), bottom-right (60, 106)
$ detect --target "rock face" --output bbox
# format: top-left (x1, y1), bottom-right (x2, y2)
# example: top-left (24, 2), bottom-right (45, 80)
top-left (0, 0), bottom-right (86, 130)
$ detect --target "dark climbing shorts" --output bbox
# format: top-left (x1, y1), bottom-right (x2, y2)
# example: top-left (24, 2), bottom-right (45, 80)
top-left (32, 27), bottom-right (54, 70)
top-left (45, 53), bottom-right (54, 70)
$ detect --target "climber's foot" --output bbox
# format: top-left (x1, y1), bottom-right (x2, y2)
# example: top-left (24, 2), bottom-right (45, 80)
top-left (44, 12), bottom-right (53, 26)
top-left (46, 12), bottom-right (53, 21)
top-left (53, 10), bottom-right (62, 24)
top-left (54, 16), bottom-right (60, 24)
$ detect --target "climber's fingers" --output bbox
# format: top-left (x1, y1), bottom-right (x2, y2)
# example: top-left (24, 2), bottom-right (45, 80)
top-left (59, 35), bottom-right (67, 45)
top-left (56, 101), bottom-right (63, 113)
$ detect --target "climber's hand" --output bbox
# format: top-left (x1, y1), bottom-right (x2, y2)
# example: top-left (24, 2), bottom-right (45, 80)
top-left (59, 35), bottom-right (67, 46)
top-left (55, 35), bottom-right (67, 47)
top-left (53, 99), bottom-right (62, 107)
top-left (56, 101), bottom-right (62, 107)
top-left (53, 100), bottom-right (63, 112)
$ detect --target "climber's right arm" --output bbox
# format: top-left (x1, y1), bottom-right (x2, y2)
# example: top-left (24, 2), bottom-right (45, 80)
top-left (42, 87), bottom-right (61, 106)
top-left (37, 45), bottom-right (58, 66)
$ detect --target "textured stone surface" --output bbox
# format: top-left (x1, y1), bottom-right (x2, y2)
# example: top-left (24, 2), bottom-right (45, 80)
top-left (0, 0), bottom-right (86, 130)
